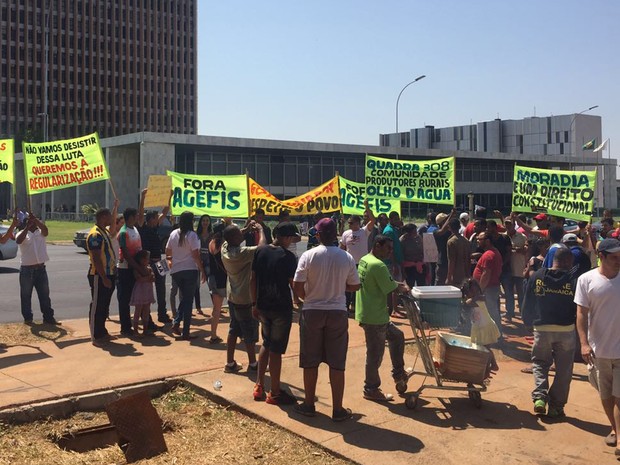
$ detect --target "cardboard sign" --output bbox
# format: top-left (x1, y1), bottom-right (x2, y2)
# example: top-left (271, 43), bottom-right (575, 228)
top-left (144, 175), bottom-right (172, 208)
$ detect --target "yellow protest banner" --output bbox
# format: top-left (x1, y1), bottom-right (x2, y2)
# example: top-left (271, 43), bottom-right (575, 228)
top-left (168, 170), bottom-right (249, 217)
top-left (22, 132), bottom-right (109, 194)
top-left (249, 176), bottom-right (341, 216)
top-left (144, 175), bottom-right (172, 208)
top-left (512, 164), bottom-right (596, 221)
top-left (0, 139), bottom-right (14, 185)
top-left (338, 176), bottom-right (400, 215)
top-left (364, 154), bottom-right (455, 205)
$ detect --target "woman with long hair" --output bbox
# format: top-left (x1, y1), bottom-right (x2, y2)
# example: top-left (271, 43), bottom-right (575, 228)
top-left (165, 211), bottom-right (206, 340)
top-left (207, 222), bottom-right (227, 344)
top-left (193, 214), bottom-right (213, 315)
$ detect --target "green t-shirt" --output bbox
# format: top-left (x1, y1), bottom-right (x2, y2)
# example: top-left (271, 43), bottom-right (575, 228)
top-left (355, 253), bottom-right (398, 325)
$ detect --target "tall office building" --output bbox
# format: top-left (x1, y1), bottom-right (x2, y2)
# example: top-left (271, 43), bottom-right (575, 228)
top-left (0, 0), bottom-right (197, 142)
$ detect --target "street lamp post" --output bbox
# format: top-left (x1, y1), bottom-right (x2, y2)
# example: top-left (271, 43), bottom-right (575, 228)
top-left (568, 105), bottom-right (598, 171)
top-left (395, 75), bottom-right (426, 136)
top-left (39, 0), bottom-right (52, 219)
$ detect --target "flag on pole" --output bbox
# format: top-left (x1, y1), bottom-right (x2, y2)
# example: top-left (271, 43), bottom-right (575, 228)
top-left (582, 138), bottom-right (596, 150)
top-left (593, 138), bottom-right (609, 153)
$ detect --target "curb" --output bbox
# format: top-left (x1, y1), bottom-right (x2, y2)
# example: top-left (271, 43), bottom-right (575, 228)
top-left (0, 379), bottom-right (177, 424)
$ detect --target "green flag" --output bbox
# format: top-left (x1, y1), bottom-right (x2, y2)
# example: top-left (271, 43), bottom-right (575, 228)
top-left (582, 138), bottom-right (596, 150)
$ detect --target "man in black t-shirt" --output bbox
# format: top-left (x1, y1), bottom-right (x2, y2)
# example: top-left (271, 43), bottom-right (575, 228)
top-left (250, 222), bottom-right (299, 405)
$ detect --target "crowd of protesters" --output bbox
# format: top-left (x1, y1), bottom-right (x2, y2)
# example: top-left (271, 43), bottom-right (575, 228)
top-left (4, 197), bottom-right (620, 452)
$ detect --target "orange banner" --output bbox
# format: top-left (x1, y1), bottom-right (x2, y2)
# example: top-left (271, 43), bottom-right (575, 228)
top-left (249, 176), bottom-right (341, 216)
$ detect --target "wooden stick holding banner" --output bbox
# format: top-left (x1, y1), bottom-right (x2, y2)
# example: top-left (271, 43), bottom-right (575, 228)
top-left (334, 170), bottom-right (343, 214)
top-left (245, 170), bottom-right (252, 219)
top-left (108, 178), bottom-right (118, 201)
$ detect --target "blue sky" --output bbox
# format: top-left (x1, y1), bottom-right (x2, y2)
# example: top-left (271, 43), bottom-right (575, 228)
top-left (196, 0), bottom-right (619, 165)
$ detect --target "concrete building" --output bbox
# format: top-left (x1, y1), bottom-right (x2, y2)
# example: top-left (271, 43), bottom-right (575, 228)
top-left (0, 0), bottom-right (197, 214)
top-left (0, 1), bottom-right (197, 140)
top-left (11, 131), bottom-right (618, 219)
top-left (380, 113), bottom-right (616, 210)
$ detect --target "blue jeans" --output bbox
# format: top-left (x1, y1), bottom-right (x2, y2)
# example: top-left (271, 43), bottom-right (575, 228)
top-left (360, 322), bottom-right (405, 392)
top-left (20, 265), bottom-right (54, 322)
top-left (501, 273), bottom-right (524, 319)
top-left (172, 270), bottom-right (198, 337)
top-left (531, 330), bottom-right (576, 408)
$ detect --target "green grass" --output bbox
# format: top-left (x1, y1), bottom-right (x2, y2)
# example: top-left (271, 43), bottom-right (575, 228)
top-left (40, 220), bottom-right (93, 242)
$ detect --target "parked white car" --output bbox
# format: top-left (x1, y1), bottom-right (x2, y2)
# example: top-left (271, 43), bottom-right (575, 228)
top-left (0, 224), bottom-right (18, 260)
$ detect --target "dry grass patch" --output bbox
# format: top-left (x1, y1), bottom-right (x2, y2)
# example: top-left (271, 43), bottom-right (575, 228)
top-left (0, 323), bottom-right (71, 346)
top-left (0, 385), bottom-right (354, 465)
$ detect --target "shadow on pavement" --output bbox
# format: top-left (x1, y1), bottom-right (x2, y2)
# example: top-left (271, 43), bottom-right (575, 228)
top-left (0, 345), bottom-right (51, 369)
top-left (388, 395), bottom-right (545, 431)
top-left (97, 341), bottom-right (143, 357)
top-left (564, 416), bottom-right (610, 437)
top-left (0, 266), bottom-right (19, 274)
top-left (285, 408), bottom-right (425, 454)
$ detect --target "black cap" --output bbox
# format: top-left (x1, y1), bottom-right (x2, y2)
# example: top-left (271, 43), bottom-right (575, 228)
top-left (274, 221), bottom-right (300, 238)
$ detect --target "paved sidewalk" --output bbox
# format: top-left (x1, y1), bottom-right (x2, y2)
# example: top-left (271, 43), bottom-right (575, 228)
top-left (0, 312), bottom-right (615, 464)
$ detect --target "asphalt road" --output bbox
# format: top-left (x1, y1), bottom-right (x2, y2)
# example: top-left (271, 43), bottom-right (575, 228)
top-left (0, 238), bottom-right (309, 324)
top-left (0, 244), bottom-right (215, 324)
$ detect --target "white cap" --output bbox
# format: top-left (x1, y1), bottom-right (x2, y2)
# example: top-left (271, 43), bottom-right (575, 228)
top-left (459, 212), bottom-right (469, 221)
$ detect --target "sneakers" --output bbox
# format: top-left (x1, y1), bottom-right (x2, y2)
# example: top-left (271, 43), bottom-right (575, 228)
top-left (171, 324), bottom-right (181, 336)
top-left (332, 407), bottom-right (353, 422)
top-left (43, 318), bottom-right (62, 325)
top-left (547, 406), bottom-right (566, 418)
top-left (294, 403), bottom-right (316, 417)
top-left (224, 361), bottom-right (243, 373)
top-left (363, 388), bottom-right (394, 402)
top-left (253, 384), bottom-right (266, 401)
top-left (248, 362), bottom-right (258, 371)
top-left (209, 336), bottom-right (223, 344)
top-left (158, 315), bottom-right (173, 324)
top-left (533, 399), bottom-right (547, 414)
top-left (266, 390), bottom-right (297, 405)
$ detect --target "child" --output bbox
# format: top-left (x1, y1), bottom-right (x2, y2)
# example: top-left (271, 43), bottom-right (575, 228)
top-left (130, 250), bottom-right (156, 335)
top-left (461, 278), bottom-right (500, 376)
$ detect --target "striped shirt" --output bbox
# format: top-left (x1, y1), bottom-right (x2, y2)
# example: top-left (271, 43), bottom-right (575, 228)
top-left (87, 225), bottom-right (116, 276)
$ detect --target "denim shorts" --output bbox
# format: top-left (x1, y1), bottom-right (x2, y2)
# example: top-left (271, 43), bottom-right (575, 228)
top-left (228, 301), bottom-right (259, 344)
top-left (258, 308), bottom-right (293, 354)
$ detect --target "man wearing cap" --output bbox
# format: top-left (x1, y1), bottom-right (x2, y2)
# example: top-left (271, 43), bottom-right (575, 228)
top-left (575, 238), bottom-right (620, 454)
top-left (16, 212), bottom-right (60, 325)
top-left (250, 222), bottom-right (299, 405)
top-left (563, 233), bottom-right (591, 278)
top-left (522, 247), bottom-right (578, 418)
top-left (293, 218), bottom-right (360, 422)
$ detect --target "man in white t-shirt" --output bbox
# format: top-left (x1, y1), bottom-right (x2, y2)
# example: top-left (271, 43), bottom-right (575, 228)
top-left (16, 213), bottom-right (59, 325)
top-left (340, 202), bottom-right (375, 312)
top-left (293, 218), bottom-right (360, 422)
top-left (575, 238), bottom-right (620, 453)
